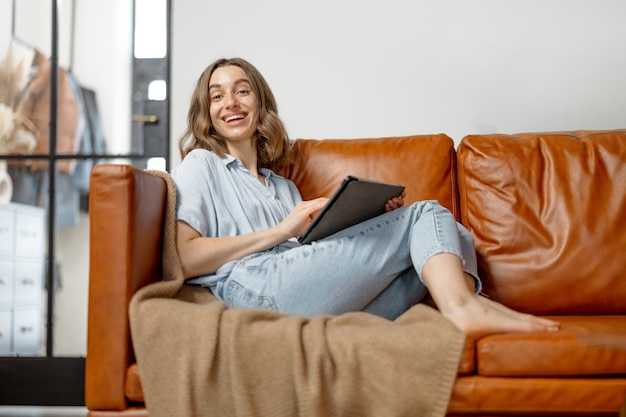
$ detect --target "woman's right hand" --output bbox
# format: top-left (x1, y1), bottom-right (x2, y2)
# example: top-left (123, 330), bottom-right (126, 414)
top-left (176, 197), bottom-right (328, 279)
top-left (278, 197), bottom-right (329, 239)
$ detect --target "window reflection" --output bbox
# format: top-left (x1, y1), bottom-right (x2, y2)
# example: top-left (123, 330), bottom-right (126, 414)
top-left (134, 0), bottom-right (167, 59)
top-left (148, 79), bottom-right (167, 100)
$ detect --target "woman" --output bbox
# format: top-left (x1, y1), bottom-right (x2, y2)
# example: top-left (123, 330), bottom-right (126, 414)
top-left (172, 57), bottom-right (559, 337)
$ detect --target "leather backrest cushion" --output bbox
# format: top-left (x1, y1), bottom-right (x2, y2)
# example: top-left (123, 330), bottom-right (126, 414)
top-left (457, 130), bottom-right (626, 315)
top-left (283, 135), bottom-right (460, 219)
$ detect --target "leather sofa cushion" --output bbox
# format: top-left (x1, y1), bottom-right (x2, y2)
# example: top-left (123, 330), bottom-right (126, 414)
top-left (458, 339), bottom-right (476, 375)
top-left (125, 363), bottom-right (144, 403)
top-left (449, 375), bottom-right (626, 415)
top-left (476, 316), bottom-right (626, 377)
top-left (457, 130), bottom-right (626, 315)
top-left (284, 135), bottom-right (460, 219)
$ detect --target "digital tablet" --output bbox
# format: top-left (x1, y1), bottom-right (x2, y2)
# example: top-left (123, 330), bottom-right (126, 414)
top-left (298, 176), bottom-right (405, 245)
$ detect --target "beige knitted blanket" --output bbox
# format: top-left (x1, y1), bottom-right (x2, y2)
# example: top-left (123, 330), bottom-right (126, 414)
top-left (129, 170), bottom-right (465, 417)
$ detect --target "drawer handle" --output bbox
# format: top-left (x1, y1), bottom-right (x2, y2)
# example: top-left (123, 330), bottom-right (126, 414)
top-left (20, 278), bottom-right (35, 286)
top-left (0, 277), bottom-right (7, 285)
top-left (19, 230), bottom-right (38, 239)
top-left (20, 326), bottom-right (34, 333)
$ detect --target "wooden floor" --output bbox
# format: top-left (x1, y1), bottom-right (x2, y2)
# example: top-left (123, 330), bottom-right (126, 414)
top-left (0, 407), bottom-right (87, 417)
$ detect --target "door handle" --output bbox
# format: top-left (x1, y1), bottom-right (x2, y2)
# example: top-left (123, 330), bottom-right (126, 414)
top-left (132, 114), bottom-right (159, 123)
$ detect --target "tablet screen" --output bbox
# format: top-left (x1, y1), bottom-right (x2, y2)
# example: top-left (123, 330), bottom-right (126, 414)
top-left (298, 176), bottom-right (405, 244)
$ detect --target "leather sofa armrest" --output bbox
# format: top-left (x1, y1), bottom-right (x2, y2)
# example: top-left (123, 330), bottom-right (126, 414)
top-left (85, 164), bottom-right (167, 410)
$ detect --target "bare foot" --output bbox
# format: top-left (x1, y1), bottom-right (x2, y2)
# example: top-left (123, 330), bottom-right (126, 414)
top-left (440, 293), bottom-right (560, 338)
top-left (421, 253), bottom-right (560, 337)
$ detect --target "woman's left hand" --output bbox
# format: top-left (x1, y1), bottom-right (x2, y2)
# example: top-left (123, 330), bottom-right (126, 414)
top-left (385, 190), bottom-right (406, 212)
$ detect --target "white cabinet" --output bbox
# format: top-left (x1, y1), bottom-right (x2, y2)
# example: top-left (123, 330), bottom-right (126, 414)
top-left (0, 202), bottom-right (45, 355)
top-left (0, 310), bottom-right (11, 352)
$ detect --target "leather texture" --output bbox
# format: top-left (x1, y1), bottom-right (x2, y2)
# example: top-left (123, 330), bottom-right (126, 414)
top-left (475, 316), bottom-right (626, 377)
top-left (86, 131), bottom-right (626, 416)
top-left (125, 364), bottom-right (143, 403)
top-left (284, 134), bottom-right (460, 219)
top-left (449, 375), bottom-right (626, 415)
top-left (457, 130), bottom-right (626, 315)
top-left (86, 165), bottom-right (166, 411)
top-left (88, 409), bottom-right (148, 417)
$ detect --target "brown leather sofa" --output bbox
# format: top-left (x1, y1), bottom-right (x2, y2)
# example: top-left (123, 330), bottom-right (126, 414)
top-left (86, 130), bottom-right (626, 416)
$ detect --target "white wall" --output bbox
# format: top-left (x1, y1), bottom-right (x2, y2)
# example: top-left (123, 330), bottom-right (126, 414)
top-left (171, 0), bottom-right (626, 167)
top-left (71, 0), bottom-right (133, 155)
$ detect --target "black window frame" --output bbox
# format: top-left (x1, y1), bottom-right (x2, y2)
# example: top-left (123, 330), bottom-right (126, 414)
top-left (0, 0), bottom-right (171, 405)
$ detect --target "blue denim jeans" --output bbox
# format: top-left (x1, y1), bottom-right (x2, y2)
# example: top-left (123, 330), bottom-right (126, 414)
top-left (215, 200), bottom-right (479, 320)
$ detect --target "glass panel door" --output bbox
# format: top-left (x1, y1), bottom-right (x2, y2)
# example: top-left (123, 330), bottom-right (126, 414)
top-left (0, 0), bottom-right (170, 405)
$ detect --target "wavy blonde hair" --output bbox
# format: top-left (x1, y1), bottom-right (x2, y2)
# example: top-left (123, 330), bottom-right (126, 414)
top-left (178, 57), bottom-right (290, 170)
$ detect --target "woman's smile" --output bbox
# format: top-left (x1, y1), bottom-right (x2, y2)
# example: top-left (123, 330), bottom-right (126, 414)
top-left (223, 112), bottom-right (248, 124)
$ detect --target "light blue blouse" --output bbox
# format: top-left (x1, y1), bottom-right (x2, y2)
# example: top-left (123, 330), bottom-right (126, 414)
top-left (171, 149), bottom-right (302, 286)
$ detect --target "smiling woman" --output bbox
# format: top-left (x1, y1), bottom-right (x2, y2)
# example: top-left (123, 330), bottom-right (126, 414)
top-left (178, 57), bottom-right (290, 171)
top-left (170, 56), bottom-right (559, 335)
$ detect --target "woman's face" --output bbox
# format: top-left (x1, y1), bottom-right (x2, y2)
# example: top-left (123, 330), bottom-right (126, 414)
top-left (208, 65), bottom-right (259, 146)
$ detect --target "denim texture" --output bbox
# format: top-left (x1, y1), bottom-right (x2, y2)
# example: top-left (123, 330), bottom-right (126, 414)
top-left (216, 200), bottom-right (480, 320)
